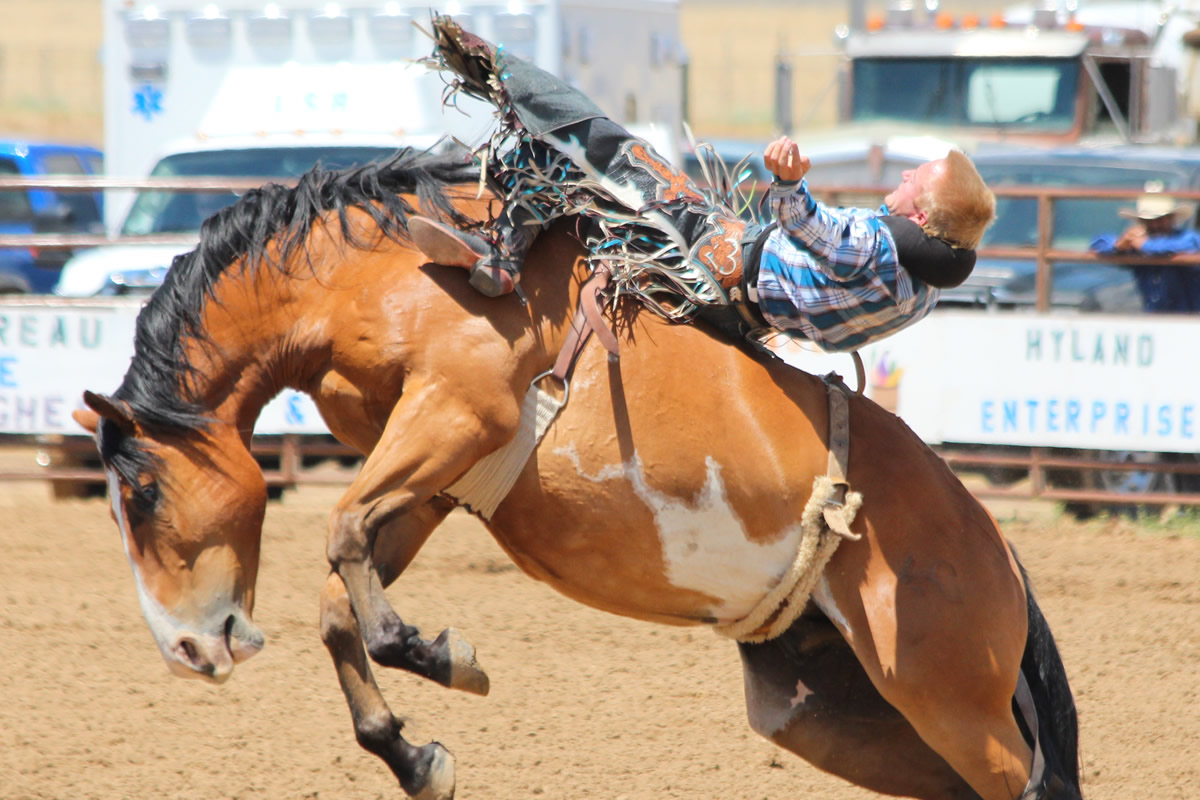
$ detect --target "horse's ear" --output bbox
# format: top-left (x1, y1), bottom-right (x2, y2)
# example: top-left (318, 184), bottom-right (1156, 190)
top-left (71, 407), bottom-right (100, 434)
top-left (82, 390), bottom-right (136, 435)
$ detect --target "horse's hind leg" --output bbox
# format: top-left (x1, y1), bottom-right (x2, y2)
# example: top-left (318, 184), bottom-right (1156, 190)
top-left (819, 527), bottom-right (1037, 800)
top-left (739, 609), bottom-right (980, 800)
top-left (320, 499), bottom-right (469, 800)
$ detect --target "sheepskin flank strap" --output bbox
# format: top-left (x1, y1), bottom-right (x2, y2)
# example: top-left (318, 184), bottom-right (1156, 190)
top-left (443, 379), bottom-right (566, 520)
top-left (444, 270), bottom-right (618, 520)
top-left (714, 376), bottom-right (862, 643)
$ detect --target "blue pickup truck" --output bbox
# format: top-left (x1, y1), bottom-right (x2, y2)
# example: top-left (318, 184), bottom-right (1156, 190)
top-left (0, 139), bottom-right (103, 293)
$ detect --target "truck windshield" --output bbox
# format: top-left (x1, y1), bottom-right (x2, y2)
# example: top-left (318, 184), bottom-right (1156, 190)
top-left (121, 146), bottom-right (401, 235)
top-left (851, 57), bottom-right (1080, 133)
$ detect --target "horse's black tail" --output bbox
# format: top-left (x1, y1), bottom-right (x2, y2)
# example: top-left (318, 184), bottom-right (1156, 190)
top-left (1014, 556), bottom-right (1084, 799)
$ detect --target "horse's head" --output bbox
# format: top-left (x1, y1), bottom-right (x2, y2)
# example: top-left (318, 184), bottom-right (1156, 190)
top-left (75, 390), bottom-right (267, 683)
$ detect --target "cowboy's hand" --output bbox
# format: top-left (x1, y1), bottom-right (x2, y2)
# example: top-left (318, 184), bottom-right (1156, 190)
top-left (1116, 225), bottom-right (1148, 251)
top-left (764, 136), bottom-right (810, 183)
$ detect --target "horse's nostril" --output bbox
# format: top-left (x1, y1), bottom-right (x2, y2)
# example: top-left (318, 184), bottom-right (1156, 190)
top-left (176, 637), bottom-right (201, 667)
top-left (225, 613), bottom-right (265, 662)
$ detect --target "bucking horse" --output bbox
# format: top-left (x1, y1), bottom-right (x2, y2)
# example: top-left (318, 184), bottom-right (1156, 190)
top-left (72, 16), bottom-right (1082, 800)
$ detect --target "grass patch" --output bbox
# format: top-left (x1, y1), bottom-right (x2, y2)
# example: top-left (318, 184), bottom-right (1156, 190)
top-left (1062, 504), bottom-right (1200, 539)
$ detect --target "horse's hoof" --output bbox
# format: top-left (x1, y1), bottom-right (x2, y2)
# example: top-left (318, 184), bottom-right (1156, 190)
top-left (439, 628), bottom-right (490, 696)
top-left (407, 742), bottom-right (456, 800)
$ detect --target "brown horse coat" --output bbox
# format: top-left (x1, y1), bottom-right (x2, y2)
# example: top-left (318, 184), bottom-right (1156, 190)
top-left (76, 151), bottom-right (1080, 800)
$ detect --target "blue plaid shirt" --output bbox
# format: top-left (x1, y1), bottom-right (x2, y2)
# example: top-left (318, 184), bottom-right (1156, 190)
top-left (753, 180), bottom-right (939, 352)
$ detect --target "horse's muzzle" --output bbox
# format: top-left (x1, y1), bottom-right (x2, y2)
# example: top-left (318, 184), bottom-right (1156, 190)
top-left (164, 612), bottom-right (264, 683)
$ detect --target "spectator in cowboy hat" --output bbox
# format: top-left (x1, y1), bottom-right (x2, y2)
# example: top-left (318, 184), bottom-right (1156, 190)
top-left (1091, 190), bottom-right (1200, 312)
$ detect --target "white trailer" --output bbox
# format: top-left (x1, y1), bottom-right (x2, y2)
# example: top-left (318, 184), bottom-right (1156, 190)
top-left (103, 0), bottom-right (684, 232)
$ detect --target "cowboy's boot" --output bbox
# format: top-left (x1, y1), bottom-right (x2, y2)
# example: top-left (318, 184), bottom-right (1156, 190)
top-left (469, 220), bottom-right (536, 297)
top-left (408, 216), bottom-right (538, 298)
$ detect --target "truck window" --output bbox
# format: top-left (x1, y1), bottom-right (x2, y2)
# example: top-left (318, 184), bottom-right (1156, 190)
top-left (966, 65), bottom-right (1064, 124)
top-left (40, 152), bottom-right (103, 229)
top-left (1091, 60), bottom-right (1133, 133)
top-left (851, 57), bottom-right (1079, 133)
top-left (41, 153), bottom-right (87, 176)
top-left (121, 146), bottom-right (400, 236)
top-left (0, 158), bottom-right (33, 224)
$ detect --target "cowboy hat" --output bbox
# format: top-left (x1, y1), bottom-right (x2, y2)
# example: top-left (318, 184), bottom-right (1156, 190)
top-left (1118, 193), bottom-right (1195, 221)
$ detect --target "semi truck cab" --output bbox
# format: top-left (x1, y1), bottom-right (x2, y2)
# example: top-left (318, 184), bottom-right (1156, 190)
top-left (837, 2), bottom-right (1199, 146)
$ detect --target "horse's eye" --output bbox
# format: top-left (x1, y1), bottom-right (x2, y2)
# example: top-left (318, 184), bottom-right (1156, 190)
top-left (135, 481), bottom-right (159, 510)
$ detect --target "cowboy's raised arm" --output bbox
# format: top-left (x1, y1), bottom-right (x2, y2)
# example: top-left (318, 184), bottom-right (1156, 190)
top-left (764, 137), bottom-right (886, 280)
top-left (1136, 227), bottom-right (1200, 255)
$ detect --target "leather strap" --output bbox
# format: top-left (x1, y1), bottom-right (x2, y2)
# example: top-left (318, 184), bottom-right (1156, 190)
top-left (581, 272), bottom-right (619, 356)
top-left (731, 220), bottom-right (777, 306)
top-left (552, 270), bottom-right (619, 382)
top-left (820, 374), bottom-right (861, 541)
top-left (745, 221), bottom-right (775, 303)
top-left (709, 221), bottom-right (777, 337)
top-left (851, 351), bottom-right (866, 396)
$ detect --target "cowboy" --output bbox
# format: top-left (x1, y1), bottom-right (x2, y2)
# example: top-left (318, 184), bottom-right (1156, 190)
top-left (410, 16), bottom-right (996, 352)
top-left (743, 135), bottom-right (993, 351)
top-left (1090, 192), bottom-right (1200, 312)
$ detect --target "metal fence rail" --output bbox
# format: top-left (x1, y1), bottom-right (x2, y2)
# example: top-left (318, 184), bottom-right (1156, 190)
top-left (21, 433), bottom-right (342, 491)
top-left (938, 447), bottom-right (1200, 509)
top-left (4, 175), bottom-right (1200, 509)
top-left (25, 434), bottom-right (1200, 511)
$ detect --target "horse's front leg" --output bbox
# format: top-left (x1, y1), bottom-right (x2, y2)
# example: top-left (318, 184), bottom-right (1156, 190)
top-left (328, 382), bottom-right (518, 690)
top-left (321, 499), bottom-right (461, 799)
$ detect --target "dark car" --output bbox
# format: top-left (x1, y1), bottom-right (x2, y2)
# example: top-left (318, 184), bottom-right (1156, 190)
top-left (941, 144), bottom-right (1200, 311)
top-left (0, 139), bottom-right (104, 294)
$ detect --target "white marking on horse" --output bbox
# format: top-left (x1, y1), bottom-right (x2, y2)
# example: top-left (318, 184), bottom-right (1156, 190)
top-left (813, 576), bottom-right (854, 643)
top-left (107, 469), bottom-right (189, 660)
top-left (744, 675), bottom-right (813, 739)
top-left (552, 447), bottom-right (802, 620)
top-left (567, 368), bottom-right (599, 393)
top-left (106, 468), bottom-right (244, 679)
top-left (790, 680), bottom-right (814, 708)
top-left (552, 443), bottom-right (625, 483)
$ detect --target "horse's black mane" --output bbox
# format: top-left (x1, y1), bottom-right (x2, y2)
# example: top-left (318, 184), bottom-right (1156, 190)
top-left (101, 146), bottom-right (477, 486)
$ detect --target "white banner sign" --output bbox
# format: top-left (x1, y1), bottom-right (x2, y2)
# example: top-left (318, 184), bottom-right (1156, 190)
top-left (780, 310), bottom-right (1200, 454)
top-left (0, 300), bottom-right (326, 436)
top-left (928, 312), bottom-right (1200, 453)
top-left (7, 301), bottom-right (1200, 454)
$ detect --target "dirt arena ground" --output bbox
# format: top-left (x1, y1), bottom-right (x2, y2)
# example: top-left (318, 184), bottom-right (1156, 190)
top-left (1, 474), bottom-right (1197, 800)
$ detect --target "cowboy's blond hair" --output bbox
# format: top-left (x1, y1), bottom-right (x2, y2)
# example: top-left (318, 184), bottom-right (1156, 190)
top-left (920, 150), bottom-right (995, 249)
